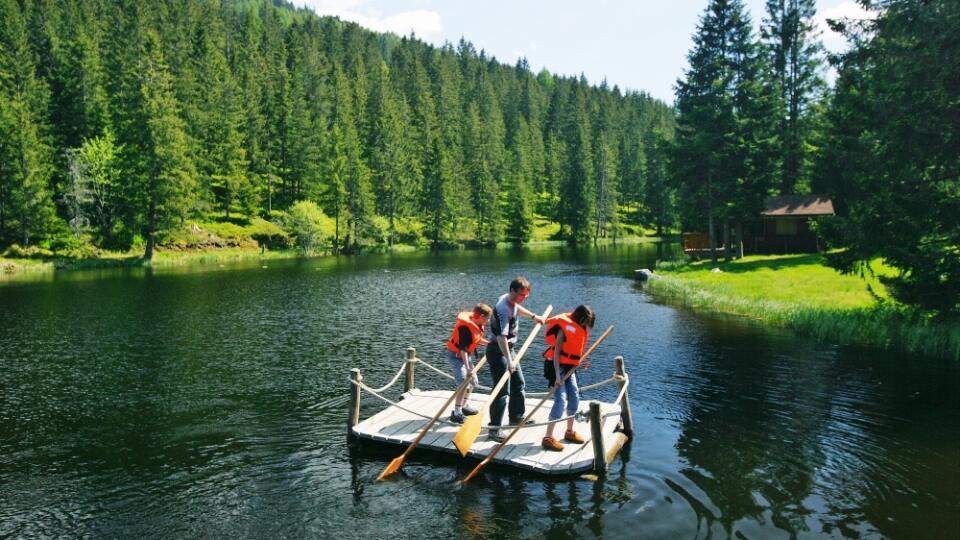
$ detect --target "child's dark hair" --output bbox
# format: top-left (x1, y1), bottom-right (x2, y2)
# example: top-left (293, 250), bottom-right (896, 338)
top-left (571, 304), bottom-right (596, 329)
top-left (473, 303), bottom-right (493, 318)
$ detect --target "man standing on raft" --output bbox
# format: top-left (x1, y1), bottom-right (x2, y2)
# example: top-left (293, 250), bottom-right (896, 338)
top-left (485, 276), bottom-right (546, 442)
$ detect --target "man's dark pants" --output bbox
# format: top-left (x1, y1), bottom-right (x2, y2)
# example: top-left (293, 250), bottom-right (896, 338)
top-left (486, 342), bottom-right (526, 428)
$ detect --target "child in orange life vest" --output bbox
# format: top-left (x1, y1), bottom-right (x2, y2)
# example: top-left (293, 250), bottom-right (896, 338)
top-left (446, 304), bottom-right (492, 424)
top-left (541, 305), bottom-right (596, 451)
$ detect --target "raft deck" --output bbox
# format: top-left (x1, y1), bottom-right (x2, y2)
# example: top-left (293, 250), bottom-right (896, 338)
top-left (352, 389), bottom-right (629, 475)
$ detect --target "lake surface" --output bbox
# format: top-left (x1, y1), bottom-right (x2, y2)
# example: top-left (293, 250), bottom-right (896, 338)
top-left (1, 245), bottom-right (958, 539)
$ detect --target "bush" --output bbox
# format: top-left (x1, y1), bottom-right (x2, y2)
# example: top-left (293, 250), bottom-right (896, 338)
top-left (3, 244), bottom-right (54, 259)
top-left (282, 201), bottom-right (331, 253)
top-left (248, 217), bottom-right (291, 249)
top-left (392, 217), bottom-right (425, 247)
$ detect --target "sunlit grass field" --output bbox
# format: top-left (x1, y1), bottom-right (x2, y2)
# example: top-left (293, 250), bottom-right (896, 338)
top-left (647, 253), bottom-right (959, 360)
top-left (664, 253), bottom-right (895, 308)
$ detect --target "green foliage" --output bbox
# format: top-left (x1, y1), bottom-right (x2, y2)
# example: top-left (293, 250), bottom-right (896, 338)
top-left (673, 0), bottom-right (780, 258)
top-left (283, 200), bottom-right (331, 253)
top-left (0, 0), bottom-right (673, 258)
top-left (247, 217), bottom-right (290, 249)
top-left (813, 0), bottom-right (960, 316)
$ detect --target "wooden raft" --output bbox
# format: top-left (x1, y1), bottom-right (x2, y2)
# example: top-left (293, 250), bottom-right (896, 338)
top-left (352, 389), bottom-right (629, 475)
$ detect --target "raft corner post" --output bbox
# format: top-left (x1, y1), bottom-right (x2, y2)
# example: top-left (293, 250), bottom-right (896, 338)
top-left (615, 355), bottom-right (634, 440)
top-left (404, 347), bottom-right (416, 393)
top-left (348, 368), bottom-right (363, 447)
top-left (589, 402), bottom-right (607, 475)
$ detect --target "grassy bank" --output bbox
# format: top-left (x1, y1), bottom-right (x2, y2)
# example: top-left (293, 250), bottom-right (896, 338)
top-left (645, 254), bottom-right (960, 360)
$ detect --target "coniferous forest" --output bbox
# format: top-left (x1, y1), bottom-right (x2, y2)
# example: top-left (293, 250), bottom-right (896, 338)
top-left (0, 0), bottom-right (675, 259)
top-left (0, 0), bottom-right (956, 315)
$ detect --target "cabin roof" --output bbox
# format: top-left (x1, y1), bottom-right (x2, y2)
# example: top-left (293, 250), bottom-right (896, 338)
top-left (762, 195), bottom-right (835, 217)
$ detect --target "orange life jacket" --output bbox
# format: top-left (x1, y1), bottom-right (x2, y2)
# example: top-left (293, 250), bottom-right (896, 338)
top-left (543, 312), bottom-right (589, 366)
top-left (447, 311), bottom-right (484, 354)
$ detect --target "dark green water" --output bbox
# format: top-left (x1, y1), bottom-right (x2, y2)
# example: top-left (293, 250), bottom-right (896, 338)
top-left (1, 245), bottom-right (958, 539)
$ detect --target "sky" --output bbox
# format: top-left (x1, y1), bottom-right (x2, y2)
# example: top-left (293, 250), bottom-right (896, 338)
top-left (293, 0), bottom-right (875, 104)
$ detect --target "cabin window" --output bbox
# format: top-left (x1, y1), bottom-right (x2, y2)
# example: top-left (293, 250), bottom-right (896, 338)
top-left (775, 218), bottom-right (799, 235)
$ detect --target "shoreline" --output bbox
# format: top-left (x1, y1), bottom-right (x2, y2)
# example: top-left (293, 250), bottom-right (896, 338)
top-left (643, 255), bottom-right (960, 361)
top-left (0, 234), bottom-right (669, 282)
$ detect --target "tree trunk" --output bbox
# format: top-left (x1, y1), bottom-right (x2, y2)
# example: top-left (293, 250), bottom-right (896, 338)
top-left (707, 169), bottom-right (717, 265)
top-left (144, 201), bottom-right (156, 261)
top-left (736, 222), bottom-right (744, 259)
top-left (723, 219), bottom-right (732, 261)
top-left (20, 214), bottom-right (29, 247)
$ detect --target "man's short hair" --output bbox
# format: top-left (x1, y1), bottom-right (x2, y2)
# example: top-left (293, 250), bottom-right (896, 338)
top-left (509, 276), bottom-right (531, 293)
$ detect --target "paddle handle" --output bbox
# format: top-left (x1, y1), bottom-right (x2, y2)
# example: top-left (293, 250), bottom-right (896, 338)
top-left (462, 325), bottom-right (614, 482)
top-left (402, 353), bottom-right (489, 458)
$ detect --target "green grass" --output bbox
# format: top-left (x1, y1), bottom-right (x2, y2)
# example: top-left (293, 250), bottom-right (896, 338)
top-left (646, 254), bottom-right (960, 360)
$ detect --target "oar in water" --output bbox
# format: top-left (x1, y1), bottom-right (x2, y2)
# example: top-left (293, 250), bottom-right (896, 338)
top-left (460, 324), bottom-right (614, 484)
top-left (451, 305), bottom-right (554, 457)
top-left (377, 353), bottom-right (490, 480)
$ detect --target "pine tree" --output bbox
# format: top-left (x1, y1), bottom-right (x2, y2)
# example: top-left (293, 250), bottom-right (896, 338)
top-left (674, 0), bottom-right (778, 260)
top-left (762, 0), bottom-right (825, 194)
top-left (137, 28), bottom-right (198, 260)
top-left (558, 84), bottom-right (595, 243)
top-left (0, 0), bottom-right (57, 246)
top-left (814, 0), bottom-right (960, 314)
top-left (422, 135), bottom-right (456, 249)
top-left (368, 61), bottom-right (419, 245)
top-left (321, 124), bottom-right (348, 254)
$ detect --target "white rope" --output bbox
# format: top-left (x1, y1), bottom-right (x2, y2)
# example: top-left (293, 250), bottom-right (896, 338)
top-left (413, 357), bottom-right (493, 392)
top-left (344, 358), bottom-right (630, 428)
top-left (350, 377), bottom-right (473, 428)
top-left (359, 360), bottom-right (411, 393)
top-left (525, 374), bottom-right (619, 398)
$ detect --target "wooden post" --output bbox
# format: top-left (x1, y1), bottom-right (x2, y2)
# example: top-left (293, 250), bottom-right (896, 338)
top-left (589, 401), bottom-right (607, 475)
top-left (404, 347), bottom-right (416, 393)
top-left (615, 356), bottom-right (633, 440)
top-left (347, 368), bottom-right (362, 446)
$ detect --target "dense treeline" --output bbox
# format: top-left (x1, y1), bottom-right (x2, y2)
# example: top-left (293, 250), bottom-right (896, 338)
top-left (2, 0), bottom-right (956, 316)
top-left (674, 0), bottom-right (959, 316)
top-left (0, 0), bottom-right (675, 258)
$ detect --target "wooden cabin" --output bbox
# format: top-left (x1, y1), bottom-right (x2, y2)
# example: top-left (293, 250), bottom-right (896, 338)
top-left (683, 195), bottom-right (834, 256)
top-left (749, 195), bottom-right (834, 254)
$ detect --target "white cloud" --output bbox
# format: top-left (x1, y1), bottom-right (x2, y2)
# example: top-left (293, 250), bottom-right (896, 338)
top-left (295, 1), bottom-right (442, 39)
top-left (816, 1), bottom-right (878, 53)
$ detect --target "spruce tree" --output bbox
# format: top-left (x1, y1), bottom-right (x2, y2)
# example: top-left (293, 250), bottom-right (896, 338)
top-left (0, 0), bottom-right (57, 246)
top-left (137, 29), bottom-right (198, 260)
top-left (762, 0), bottom-right (826, 193)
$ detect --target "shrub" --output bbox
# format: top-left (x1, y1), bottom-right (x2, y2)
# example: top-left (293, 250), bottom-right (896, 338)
top-left (3, 244), bottom-right (54, 259)
top-left (282, 200), bottom-right (331, 253)
top-left (248, 217), bottom-right (290, 249)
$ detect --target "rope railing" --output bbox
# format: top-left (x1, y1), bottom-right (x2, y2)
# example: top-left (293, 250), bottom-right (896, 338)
top-left (339, 356), bottom-right (630, 430)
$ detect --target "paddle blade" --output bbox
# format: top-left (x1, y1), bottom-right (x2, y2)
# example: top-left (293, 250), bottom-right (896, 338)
top-left (452, 414), bottom-right (483, 457)
top-left (377, 455), bottom-right (405, 481)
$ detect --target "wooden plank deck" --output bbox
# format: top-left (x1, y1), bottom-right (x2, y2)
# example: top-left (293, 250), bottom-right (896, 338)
top-left (352, 389), bottom-right (628, 475)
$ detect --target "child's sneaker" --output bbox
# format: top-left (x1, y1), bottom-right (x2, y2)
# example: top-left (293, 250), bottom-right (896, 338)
top-left (461, 405), bottom-right (479, 416)
top-left (542, 437), bottom-right (564, 451)
top-left (564, 430), bottom-right (585, 443)
top-left (449, 411), bottom-right (465, 424)
top-left (487, 429), bottom-right (506, 443)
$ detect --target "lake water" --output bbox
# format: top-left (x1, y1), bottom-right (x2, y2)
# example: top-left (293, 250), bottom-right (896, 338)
top-left (1, 245), bottom-right (957, 539)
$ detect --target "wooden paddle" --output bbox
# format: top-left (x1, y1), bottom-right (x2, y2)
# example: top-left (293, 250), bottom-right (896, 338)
top-left (451, 305), bottom-right (553, 457)
top-left (377, 352), bottom-right (490, 480)
top-left (460, 324), bottom-right (614, 483)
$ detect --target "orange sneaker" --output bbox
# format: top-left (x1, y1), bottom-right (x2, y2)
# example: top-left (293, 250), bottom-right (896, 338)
top-left (564, 430), bottom-right (585, 444)
top-left (541, 437), bottom-right (564, 451)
